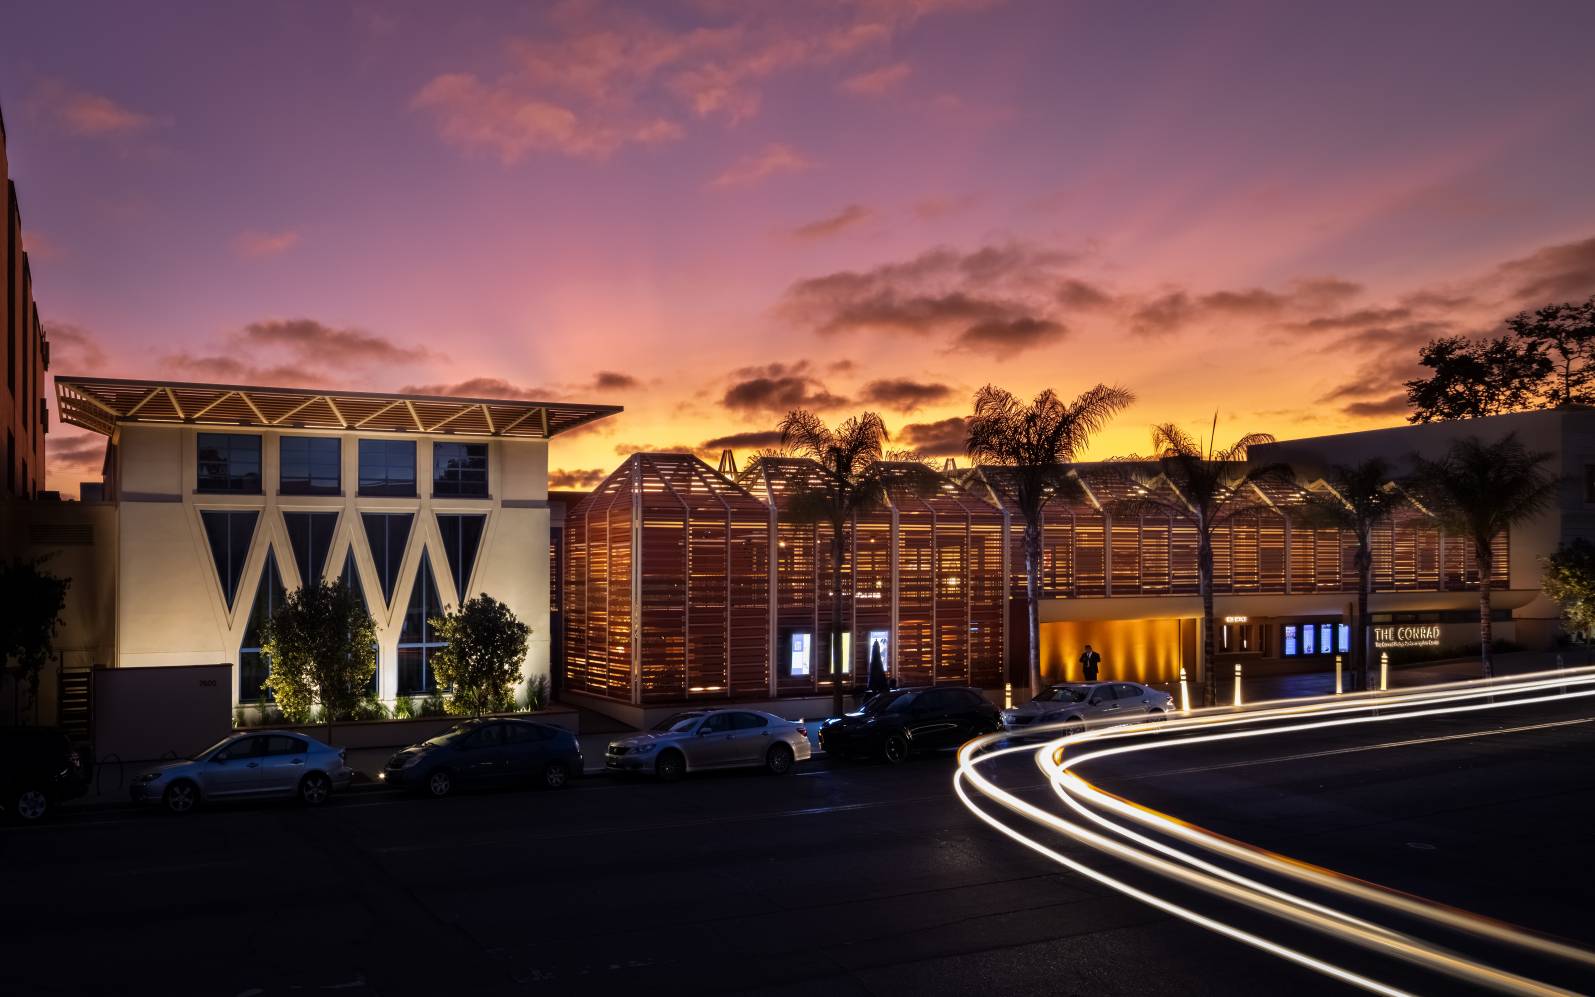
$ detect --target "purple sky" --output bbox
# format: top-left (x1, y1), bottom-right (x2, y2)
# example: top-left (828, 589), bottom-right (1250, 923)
top-left (5, 0), bottom-right (1594, 492)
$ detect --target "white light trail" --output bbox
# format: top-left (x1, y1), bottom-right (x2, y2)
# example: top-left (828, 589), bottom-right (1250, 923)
top-left (955, 667), bottom-right (1595, 995)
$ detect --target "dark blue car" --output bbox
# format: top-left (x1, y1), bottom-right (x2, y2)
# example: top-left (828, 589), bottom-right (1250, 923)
top-left (381, 718), bottom-right (582, 798)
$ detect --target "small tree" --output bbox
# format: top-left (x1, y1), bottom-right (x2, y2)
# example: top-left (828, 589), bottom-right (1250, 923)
top-left (1543, 539), bottom-right (1595, 654)
top-left (262, 579), bottom-right (378, 724)
top-left (1408, 434), bottom-right (1558, 678)
top-left (430, 594), bottom-right (531, 717)
top-left (0, 557), bottom-right (72, 723)
top-left (1506, 297), bottom-right (1595, 408)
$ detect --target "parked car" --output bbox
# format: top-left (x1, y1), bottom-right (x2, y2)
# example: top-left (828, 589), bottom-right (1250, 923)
top-left (1000, 681), bottom-right (1175, 734)
top-left (382, 718), bottom-right (582, 798)
top-left (606, 709), bottom-right (811, 781)
top-left (1, 727), bottom-right (91, 823)
top-left (819, 686), bottom-right (1000, 763)
top-left (131, 731), bottom-right (353, 814)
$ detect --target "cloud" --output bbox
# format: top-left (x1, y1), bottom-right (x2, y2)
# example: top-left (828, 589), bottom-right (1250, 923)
top-left (42, 323), bottom-right (108, 372)
top-left (1491, 234), bottom-right (1595, 304)
top-left (161, 355), bottom-right (327, 387)
top-left (859, 378), bottom-right (953, 411)
top-left (400, 377), bottom-right (556, 400)
top-left (702, 429), bottom-right (785, 451)
top-left (781, 242), bottom-right (1080, 353)
top-left (22, 230), bottom-right (67, 263)
top-left (840, 61), bottom-right (911, 96)
top-left (592, 370), bottom-right (639, 391)
top-left (1128, 291), bottom-right (1195, 337)
top-left (549, 468), bottom-right (609, 490)
top-left (721, 360), bottom-right (846, 414)
top-left (46, 431), bottom-right (108, 474)
top-left (897, 416), bottom-right (970, 456)
top-left (1056, 279), bottom-right (1113, 310)
top-left (232, 230), bottom-right (300, 259)
top-left (28, 79), bottom-right (157, 137)
top-left (791, 204), bottom-right (871, 240)
top-left (238, 319), bottom-right (427, 367)
top-left (1341, 394), bottom-right (1411, 418)
top-left (710, 143), bottom-right (812, 188)
top-left (913, 194), bottom-right (977, 220)
top-left (614, 441), bottom-right (699, 456)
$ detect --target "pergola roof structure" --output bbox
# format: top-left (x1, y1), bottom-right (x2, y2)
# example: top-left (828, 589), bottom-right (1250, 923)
top-left (54, 375), bottom-right (621, 440)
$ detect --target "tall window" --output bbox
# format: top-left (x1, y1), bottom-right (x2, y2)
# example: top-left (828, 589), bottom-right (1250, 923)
top-left (239, 551), bottom-right (285, 702)
top-left (358, 439), bottom-right (416, 496)
top-left (398, 551), bottom-right (446, 695)
top-left (361, 512), bottom-right (413, 604)
top-left (340, 549), bottom-right (380, 695)
top-left (201, 510), bottom-right (259, 610)
top-left (280, 436), bottom-right (340, 495)
top-left (283, 511), bottom-right (338, 584)
top-left (436, 514), bottom-right (486, 599)
top-left (433, 442), bottom-right (488, 497)
top-left (197, 433), bottom-right (262, 493)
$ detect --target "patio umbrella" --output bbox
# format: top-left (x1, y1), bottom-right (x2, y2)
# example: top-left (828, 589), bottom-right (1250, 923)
top-left (867, 640), bottom-right (889, 696)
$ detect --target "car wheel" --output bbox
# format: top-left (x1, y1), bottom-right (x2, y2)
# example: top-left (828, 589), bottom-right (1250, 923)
top-left (1147, 708), bottom-right (1167, 721)
top-left (882, 734), bottom-right (909, 764)
top-left (163, 780), bottom-right (198, 815)
top-left (542, 760), bottom-right (571, 790)
top-left (766, 742), bottom-right (795, 775)
top-left (655, 751), bottom-right (685, 782)
top-left (426, 769), bottom-right (453, 799)
top-left (299, 771), bottom-right (332, 806)
top-left (12, 787), bottom-right (49, 823)
top-left (1063, 716), bottom-right (1086, 736)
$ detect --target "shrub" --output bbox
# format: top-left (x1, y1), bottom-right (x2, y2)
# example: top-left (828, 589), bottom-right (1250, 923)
top-left (429, 595), bottom-right (531, 717)
top-left (420, 692), bottom-right (446, 717)
top-left (523, 674), bottom-right (549, 713)
top-left (393, 696), bottom-right (418, 720)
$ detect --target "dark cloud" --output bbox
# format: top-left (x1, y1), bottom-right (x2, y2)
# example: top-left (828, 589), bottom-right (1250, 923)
top-left (791, 204), bottom-right (871, 240)
top-left (1056, 279), bottom-right (1113, 310)
top-left (238, 318), bottom-right (427, 366)
top-left (702, 429), bottom-right (784, 450)
top-left (954, 317), bottom-right (1066, 352)
top-left (1492, 235), bottom-right (1595, 303)
top-left (613, 442), bottom-right (698, 456)
top-left (1289, 278), bottom-right (1363, 309)
top-left (721, 361), bottom-right (846, 414)
top-left (47, 431), bottom-right (107, 473)
top-left (858, 378), bottom-right (953, 411)
top-left (592, 370), bottom-right (639, 391)
top-left (162, 354), bottom-right (327, 387)
top-left (401, 377), bottom-right (556, 400)
top-left (1198, 288), bottom-right (1286, 315)
top-left (897, 416), bottom-right (969, 456)
top-left (1341, 394), bottom-right (1410, 418)
top-left (1129, 291), bottom-right (1194, 337)
top-left (1294, 307), bottom-right (1414, 332)
top-left (549, 468), bottom-right (608, 490)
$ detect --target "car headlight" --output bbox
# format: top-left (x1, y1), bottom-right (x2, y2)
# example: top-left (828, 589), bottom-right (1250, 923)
top-left (136, 771), bottom-right (163, 784)
top-left (401, 753), bottom-right (426, 768)
top-left (633, 742), bottom-right (658, 754)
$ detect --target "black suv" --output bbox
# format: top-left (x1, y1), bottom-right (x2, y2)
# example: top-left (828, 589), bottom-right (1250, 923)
top-left (820, 686), bottom-right (1000, 763)
top-left (1, 727), bottom-right (91, 822)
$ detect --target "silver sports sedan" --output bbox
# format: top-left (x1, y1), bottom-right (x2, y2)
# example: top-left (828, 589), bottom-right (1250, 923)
top-left (1001, 681), bottom-right (1175, 734)
top-left (130, 731), bottom-right (354, 813)
top-left (606, 709), bottom-right (812, 781)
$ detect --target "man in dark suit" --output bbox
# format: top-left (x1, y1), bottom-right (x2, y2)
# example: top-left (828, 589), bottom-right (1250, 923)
top-left (1079, 645), bottom-right (1101, 682)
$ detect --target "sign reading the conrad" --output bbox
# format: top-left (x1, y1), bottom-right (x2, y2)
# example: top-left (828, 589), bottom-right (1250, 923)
top-left (1372, 625), bottom-right (1441, 649)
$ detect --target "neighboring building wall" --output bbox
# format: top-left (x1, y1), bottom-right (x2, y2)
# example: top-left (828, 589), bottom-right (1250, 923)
top-left (109, 423), bottom-right (551, 706)
top-left (2, 104), bottom-right (51, 502)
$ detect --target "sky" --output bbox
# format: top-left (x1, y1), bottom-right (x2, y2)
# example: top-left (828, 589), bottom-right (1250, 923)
top-left (6, 0), bottom-right (1595, 495)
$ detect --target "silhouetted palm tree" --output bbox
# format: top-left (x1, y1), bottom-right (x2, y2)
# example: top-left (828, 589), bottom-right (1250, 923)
top-left (777, 410), bottom-right (891, 719)
top-left (1296, 459), bottom-right (1404, 691)
top-left (1407, 434), bottom-right (1558, 677)
top-left (965, 384), bottom-right (1135, 697)
top-left (1112, 418), bottom-right (1289, 706)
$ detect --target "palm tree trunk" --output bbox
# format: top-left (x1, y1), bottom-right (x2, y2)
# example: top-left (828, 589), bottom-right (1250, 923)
top-left (1477, 537), bottom-right (1494, 679)
top-left (831, 521), bottom-right (846, 719)
top-left (1356, 530), bottom-right (1372, 692)
top-left (1197, 531), bottom-right (1216, 707)
top-left (1024, 517), bottom-right (1043, 698)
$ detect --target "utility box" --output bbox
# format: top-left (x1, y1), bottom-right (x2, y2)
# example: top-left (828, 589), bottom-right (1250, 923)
top-left (92, 664), bottom-right (232, 763)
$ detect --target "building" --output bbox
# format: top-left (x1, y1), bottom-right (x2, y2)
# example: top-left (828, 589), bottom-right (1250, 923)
top-left (1, 103), bottom-right (50, 501)
top-left (52, 375), bottom-right (618, 711)
top-left (561, 411), bottom-right (1583, 713)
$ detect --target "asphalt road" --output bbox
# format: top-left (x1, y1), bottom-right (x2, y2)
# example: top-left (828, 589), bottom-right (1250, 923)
top-left (2, 696), bottom-right (1591, 997)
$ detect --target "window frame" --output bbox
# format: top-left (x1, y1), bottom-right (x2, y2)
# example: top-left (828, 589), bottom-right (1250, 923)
top-left (279, 436), bottom-right (342, 496)
top-left (196, 433), bottom-right (263, 494)
top-left (432, 441), bottom-right (489, 498)
top-left (357, 438), bottom-right (418, 497)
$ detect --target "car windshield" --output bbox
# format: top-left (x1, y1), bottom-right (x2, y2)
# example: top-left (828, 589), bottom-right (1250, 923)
top-left (192, 736), bottom-right (239, 760)
top-left (860, 691), bottom-right (912, 715)
top-left (653, 713), bottom-right (705, 733)
top-left (1034, 686), bottom-right (1088, 704)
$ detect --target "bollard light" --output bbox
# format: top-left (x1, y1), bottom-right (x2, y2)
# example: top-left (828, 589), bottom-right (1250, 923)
top-left (1334, 654), bottom-right (1343, 695)
top-left (1233, 662), bottom-right (1243, 707)
top-left (1179, 666), bottom-right (1190, 714)
top-left (1380, 651), bottom-right (1389, 692)
top-left (1004, 681), bottom-right (1013, 710)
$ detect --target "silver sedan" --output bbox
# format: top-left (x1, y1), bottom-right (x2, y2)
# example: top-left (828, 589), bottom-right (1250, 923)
top-left (1001, 681), bottom-right (1175, 734)
top-left (130, 731), bottom-right (354, 813)
top-left (606, 709), bottom-right (812, 781)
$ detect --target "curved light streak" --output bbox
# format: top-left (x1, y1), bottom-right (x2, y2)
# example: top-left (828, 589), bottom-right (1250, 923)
top-left (955, 667), bottom-right (1595, 995)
